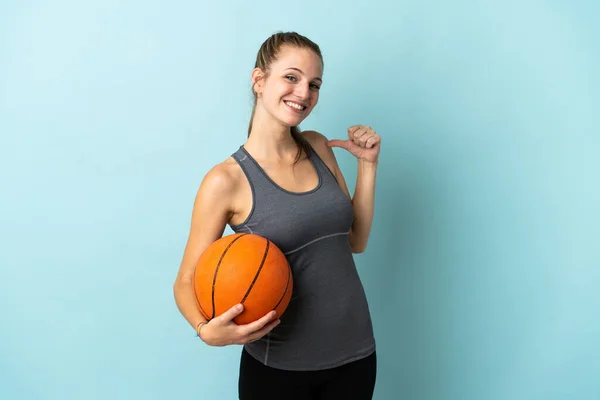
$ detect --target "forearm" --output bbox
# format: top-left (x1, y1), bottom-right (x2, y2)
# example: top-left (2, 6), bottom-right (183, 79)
top-left (173, 278), bottom-right (207, 334)
top-left (349, 159), bottom-right (378, 253)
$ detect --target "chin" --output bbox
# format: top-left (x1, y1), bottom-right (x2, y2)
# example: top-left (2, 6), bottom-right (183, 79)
top-left (280, 116), bottom-right (305, 128)
top-left (279, 103), bottom-right (310, 126)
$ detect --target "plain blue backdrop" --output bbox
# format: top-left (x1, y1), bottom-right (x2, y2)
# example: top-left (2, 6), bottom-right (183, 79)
top-left (1, 1), bottom-right (599, 399)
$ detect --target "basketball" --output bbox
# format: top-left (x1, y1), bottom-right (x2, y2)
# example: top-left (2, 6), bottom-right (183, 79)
top-left (193, 233), bottom-right (293, 325)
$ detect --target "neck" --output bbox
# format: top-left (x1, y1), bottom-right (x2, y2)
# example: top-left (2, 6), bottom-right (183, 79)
top-left (245, 105), bottom-right (298, 161)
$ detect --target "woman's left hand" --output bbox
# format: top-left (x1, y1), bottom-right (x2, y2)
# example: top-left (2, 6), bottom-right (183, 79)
top-left (326, 125), bottom-right (381, 164)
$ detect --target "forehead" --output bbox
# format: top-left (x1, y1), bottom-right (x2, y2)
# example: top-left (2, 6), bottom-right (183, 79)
top-left (272, 46), bottom-right (323, 78)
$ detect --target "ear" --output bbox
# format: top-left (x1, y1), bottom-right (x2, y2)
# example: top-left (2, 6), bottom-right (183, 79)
top-left (251, 67), bottom-right (265, 94)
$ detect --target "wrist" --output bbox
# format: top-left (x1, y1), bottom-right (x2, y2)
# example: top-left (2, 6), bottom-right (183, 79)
top-left (358, 158), bottom-right (378, 171)
top-left (196, 321), bottom-right (209, 341)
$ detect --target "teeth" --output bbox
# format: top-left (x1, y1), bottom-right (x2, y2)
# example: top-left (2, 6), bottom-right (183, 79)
top-left (285, 101), bottom-right (305, 110)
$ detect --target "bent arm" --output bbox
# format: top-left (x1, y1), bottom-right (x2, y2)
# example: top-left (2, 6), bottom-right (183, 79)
top-left (347, 159), bottom-right (377, 253)
top-left (303, 130), bottom-right (378, 254)
top-left (173, 165), bottom-right (235, 333)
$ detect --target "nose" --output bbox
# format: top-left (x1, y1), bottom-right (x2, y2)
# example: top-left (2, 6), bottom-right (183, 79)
top-left (295, 83), bottom-right (310, 100)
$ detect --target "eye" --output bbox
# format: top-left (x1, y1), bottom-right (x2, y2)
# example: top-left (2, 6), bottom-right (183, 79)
top-left (310, 83), bottom-right (321, 90)
top-left (285, 75), bottom-right (297, 82)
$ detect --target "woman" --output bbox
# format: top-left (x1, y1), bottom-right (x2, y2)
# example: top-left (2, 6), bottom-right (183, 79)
top-left (173, 31), bottom-right (381, 399)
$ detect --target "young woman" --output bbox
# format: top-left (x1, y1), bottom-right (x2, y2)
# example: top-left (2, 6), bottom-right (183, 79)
top-left (173, 31), bottom-right (381, 399)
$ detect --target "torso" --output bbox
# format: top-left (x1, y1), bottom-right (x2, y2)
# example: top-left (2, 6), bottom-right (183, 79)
top-left (223, 130), bottom-right (375, 370)
top-left (223, 131), bottom-right (341, 227)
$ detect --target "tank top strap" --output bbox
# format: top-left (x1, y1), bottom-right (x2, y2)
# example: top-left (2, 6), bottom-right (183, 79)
top-left (232, 143), bottom-right (338, 193)
top-left (306, 143), bottom-right (339, 185)
top-left (231, 145), bottom-right (277, 197)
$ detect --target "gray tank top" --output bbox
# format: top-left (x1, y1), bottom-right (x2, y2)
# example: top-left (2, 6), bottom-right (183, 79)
top-left (228, 143), bottom-right (375, 371)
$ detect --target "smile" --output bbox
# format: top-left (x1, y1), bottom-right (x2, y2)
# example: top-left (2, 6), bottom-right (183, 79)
top-left (284, 101), bottom-right (307, 112)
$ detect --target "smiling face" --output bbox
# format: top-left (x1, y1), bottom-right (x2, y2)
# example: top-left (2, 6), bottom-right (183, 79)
top-left (253, 45), bottom-right (323, 127)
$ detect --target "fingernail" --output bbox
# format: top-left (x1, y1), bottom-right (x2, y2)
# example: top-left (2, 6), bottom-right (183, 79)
top-left (237, 304), bottom-right (243, 311)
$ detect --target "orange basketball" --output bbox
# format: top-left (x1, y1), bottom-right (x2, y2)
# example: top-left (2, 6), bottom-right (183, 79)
top-left (193, 233), bottom-right (293, 325)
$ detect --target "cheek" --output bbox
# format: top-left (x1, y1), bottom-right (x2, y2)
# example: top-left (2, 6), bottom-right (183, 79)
top-left (275, 85), bottom-right (294, 100)
top-left (311, 92), bottom-right (320, 106)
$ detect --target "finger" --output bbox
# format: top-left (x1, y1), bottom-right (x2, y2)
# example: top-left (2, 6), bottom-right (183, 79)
top-left (239, 310), bottom-right (277, 335)
top-left (365, 134), bottom-right (380, 149)
top-left (327, 139), bottom-right (351, 150)
top-left (364, 135), bottom-right (376, 149)
top-left (217, 303), bottom-right (244, 324)
top-left (347, 125), bottom-right (362, 138)
top-left (354, 130), bottom-right (371, 146)
top-left (351, 127), bottom-right (369, 142)
top-left (244, 319), bottom-right (281, 343)
top-left (358, 133), bottom-right (371, 146)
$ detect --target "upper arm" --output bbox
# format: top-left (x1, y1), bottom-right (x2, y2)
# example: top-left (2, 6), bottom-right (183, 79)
top-left (303, 130), bottom-right (352, 200)
top-left (175, 164), bottom-right (237, 284)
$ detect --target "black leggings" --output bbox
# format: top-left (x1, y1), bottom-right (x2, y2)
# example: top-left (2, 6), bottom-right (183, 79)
top-left (238, 348), bottom-right (377, 400)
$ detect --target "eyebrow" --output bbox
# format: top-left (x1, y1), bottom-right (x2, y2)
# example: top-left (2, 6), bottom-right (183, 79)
top-left (285, 67), bottom-right (323, 82)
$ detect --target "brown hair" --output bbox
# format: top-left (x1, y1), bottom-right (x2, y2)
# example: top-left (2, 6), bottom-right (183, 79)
top-left (248, 31), bottom-right (323, 163)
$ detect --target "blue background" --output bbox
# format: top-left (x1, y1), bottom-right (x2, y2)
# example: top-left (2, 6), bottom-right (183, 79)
top-left (1, 1), bottom-right (599, 399)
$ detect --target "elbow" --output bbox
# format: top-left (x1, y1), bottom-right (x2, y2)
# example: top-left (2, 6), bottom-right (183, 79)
top-left (173, 276), bottom-right (182, 292)
top-left (350, 242), bottom-right (367, 254)
top-left (173, 275), bottom-right (190, 297)
top-left (172, 280), bottom-right (181, 300)
top-left (349, 231), bottom-right (367, 254)
top-left (172, 277), bottom-right (192, 310)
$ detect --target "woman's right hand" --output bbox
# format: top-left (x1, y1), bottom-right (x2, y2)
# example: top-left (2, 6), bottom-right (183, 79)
top-left (199, 304), bottom-right (281, 347)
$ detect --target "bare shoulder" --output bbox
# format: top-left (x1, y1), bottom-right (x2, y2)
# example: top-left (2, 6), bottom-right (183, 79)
top-left (199, 156), bottom-right (244, 199)
top-left (302, 130), bottom-right (332, 160)
top-left (187, 155), bottom-right (247, 236)
top-left (302, 130), bottom-right (337, 168)
top-left (302, 129), bottom-right (328, 148)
